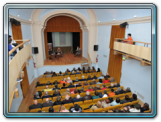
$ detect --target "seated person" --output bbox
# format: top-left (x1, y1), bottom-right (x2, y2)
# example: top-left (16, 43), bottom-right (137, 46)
top-left (61, 83), bottom-right (68, 89)
top-left (58, 71), bottom-right (63, 76)
top-left (60, 78), bottom-right (67, 84)
top-left (83, 81), bottom-right (88, 86)
top-left (104, 73), bottom-right (110, 78)
top-left (46, 81), bottom-right (52, 85)
top-left (120, 106), bottom-right (130, 113)
top-left (113, 83), bottom-right (120, 87)
top-left (109, 77), bottom-right (115, 82)
top-left (92, 91), bottom-right (100, 99)
top-left (92, 79), bottom-right (96, 85)
top-left (29, 99), bottom-right (42, 110)
top-left (67, 77), bottom-right (72, 83)
top-left (110, 97), bottom-right (120, 106)
top-left (92, 74), bottom-right (97, 79)
top-left (103, 77), bottom-right (109, 84)
top-left (62, 95), bottom-right (73, 104)
top-left (53, 80), bottom-right (60, 85)
top-left (72, 95), bottom-right (82, 103)
top-left (102, 90), bottom-right (108, 98)
top-left (124, 87), bottom-right (131, 93)
top-left (52, 72), bottom-right (57, 77)
top-left (86, 86), bottom-right (93, 92)
top-left (120, 95), bottom-right (131, 104)
top-left (123, 33), bottom-right (133, 44)
top-left (70, 104), bottom-right (82, 113)
top-left (90, 101), bottom-right (103, 111)
top-left (70, 71), bottom-right (75, 75)
top-left (94, 84), bottom-right (101, 90)
top-left (42, 91), bottom-right (52, 99)
top-left (64, 71), bottom-right (69, 75)
top-left (75, 70), bottom-right (81, 74)
top-left (82, 67), bottom-right (87, 73)
top-left (44, 71), bottom-right (50, 75)
top-left (79, 76), bottom-right (86, 81)
top-left (61, 88), bottom-right (71, 96)
top-left (43, 85), bottom-right (52, 92)
top-left (130, 94), bottom-right (137, 102)
top-left (108, 89), bottom-right (116, 97)
top-left (129, 104), bottom-right (141, 112)
top-left (36, 81), bottom-right (43, 87)
top-left (53, 84), bottom-right (61, 90)
top-left (75, 48), bottom-right (81, 57)
top-left (140, 103), bottom-right (149, 112)
top-left (71, 67), bottom-right (77, 72)
top-left (77, 67), bottom-right (82, 71)
top-left (53, 96), bottom-right (62, 106)
top-left (68, 82), bottom-right (75, 88)
top-left (42, 98), bottom-right (53, 107)
top-left (75, 46), bottom-right (79, 54)
top-left (75, 81), bottom-right (82, 87)
top-left (82, 91), bottom-right (92, 101)
top-left (49, 107), bottom-right (56, 113)
top-left (73, 77), bottom-right (79, 83)
top-left (78, 87), bottom-right (85, 93)
top-left (53, 89), bottom-right (61, 97)
top-left (115, 87), bottom-right (124, 95)
top-left (91, 66), bottom-right (96, 73)
top-left (56, 47), bottom-right (63, 57)
top-left (108, 83), bottom-right (114, 88)
top-left (59, 105), bottom-right (69, 112)
top-left (87, 75), bottom-right (92, 80)
top-left (101, 84), bottom-right (107, 90)
top-left (97, 68), bottom-right (101, 72)
top-left (66, 68), bottom-right (70, 72)
top-left (97, 79), bottom-right (103, 84)
top-left (34, 92), bottom-right (41, 99)
top-left (102, 99), bottom-right (111, 108)
top-left (70, 88), bottom-right (77, 94)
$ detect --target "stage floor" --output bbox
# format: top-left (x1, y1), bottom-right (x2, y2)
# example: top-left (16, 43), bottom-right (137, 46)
top-left (44, 53), bottom-right (88, 65)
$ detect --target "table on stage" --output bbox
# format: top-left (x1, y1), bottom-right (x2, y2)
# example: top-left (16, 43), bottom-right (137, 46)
top-left (50, 53), bottom-right (60, 60)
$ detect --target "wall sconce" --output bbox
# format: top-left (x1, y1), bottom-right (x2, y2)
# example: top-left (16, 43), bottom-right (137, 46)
top-left (20, 71), bottom-right (24, 78)
top-left (15, 88), bottom-right (19, 98)
top-left (26, 61), bottom-right (29, 66)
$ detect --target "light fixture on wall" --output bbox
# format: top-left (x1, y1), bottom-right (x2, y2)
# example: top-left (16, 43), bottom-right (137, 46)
top-left (134, 15), bottom-right (137, 18)
top-left (113, 19), bottom-right (115, 21)
top-left (20, 71), bottom-right (24, 78)
top-left (26, 60), bottom-right (29, 67)
top-left (29, 19), bottom-right (31, 21)
top-left (14, 88), bottom-right (19, 98)
top-left (98, 21), bottom-right (100, 23)
top-left (17, 15), bottom-right (20, 17)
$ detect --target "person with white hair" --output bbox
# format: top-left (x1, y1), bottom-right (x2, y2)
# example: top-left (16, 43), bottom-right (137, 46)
top-left (42, 91), bottom-right (52, 99)
top-left (42, 98), bottom-right (53, 107)
top-left (34, 92), bottom-right (40, 99)
top-left (113, 82), bottom-right (120, 87)
top-left (115, 87), bottom-right (124, 95)
top-left (79, 75), bottom-right (86, 81)
top-left (75, 70), bottom-right (81, 74)
top-left (29, 99), bottom-right (42, 110)
top-left (72, 94), bottom-right (82, 103)
top-left (62, 94), bottom-right (73, 104)
top-left (61, 88), bottom-right (71, 96)
top-left (82, 91), bottom-right (92, 101)
top-left (109, 77), bottom-right (115, 82)
top-left (108, 83), bottom-right (114, 88)
top-left (67, 77), bottom-right (72, 83)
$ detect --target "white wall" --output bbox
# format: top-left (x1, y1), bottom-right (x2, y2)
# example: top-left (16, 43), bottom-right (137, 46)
top-left (120, 59), bottom-right (151, 108)
top-left (97, 25), bottom-right (111, 75)
top-left (9, 22), bottom-right (12, 36)
top-left (26, 59), bottom-right (35, 85)
top-left (83, 31), bottom-right (88, 59)
top-left (125, 22), bottom-right (151, 47)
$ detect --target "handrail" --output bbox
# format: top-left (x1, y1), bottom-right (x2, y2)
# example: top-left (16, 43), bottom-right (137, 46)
top-left (9, 39), bottom-right (30, 56)
top-left (115, 38), bottom-right (151, 45)
top-left (88, 53), bottom-right (92, 65)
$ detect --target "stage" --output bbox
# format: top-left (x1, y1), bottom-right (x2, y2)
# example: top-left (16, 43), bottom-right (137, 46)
top-left (44, 53), bottom-right (88, 65)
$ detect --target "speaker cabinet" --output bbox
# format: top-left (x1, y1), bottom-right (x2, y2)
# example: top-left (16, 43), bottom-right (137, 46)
top-left (94, 45), bottom-right (98, 51)
top-left (120, 22), bottom-right (128, 28)
top-left (10, 18), bottom-right (21, 26)
top-left (32, 47), bottom-right (38, 54)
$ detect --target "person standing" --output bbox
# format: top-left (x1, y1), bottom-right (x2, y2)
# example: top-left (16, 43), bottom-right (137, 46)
top-left (57, 47), bottom-right (63, 57)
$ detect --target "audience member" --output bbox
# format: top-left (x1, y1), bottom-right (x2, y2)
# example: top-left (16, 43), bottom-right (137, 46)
top-left (92, 91), bottom-right (100, 99)
top-left (82, 91), bottom-right (92, 101)
top-left (97, 79), bottom-right (103, 84)
top-left (83, 81), bottom-right (88, 86)
top-left (68, 82), bottom-right (75, 88)
top-left (58, 71), bottom-right (63, 76)
top-left (53, 84), bottom-right (60, 90)
top-left (75, 81), bottom-right (82, 87)
top-left (60, 78), bottom-right (67, 84)
top-left (70, 104), bottom-right (82, 112)
top-left (29, 99), bottom-right (42, 110)
top-left (102, 99), bottom-right (111, 108)
top-left (79, 76), bottom-right (86, 81)
top-left (108, 89), bottom-right (116, 97)
top-left (59, 105), bottom-right (69, 112)
top-left (78, 87), bottom-right (85, 93)
top-left (121, 106), bottom-right (130, 113)
top-left (61, 83), bottom-right (68, 89)
top-left (42, 91), bottom-right (52, 99)
top-left (46, 81), bottom-right (52, 85)
top-left (113, 83), bottom-right (120, 87)
top-left (49, 107), bottom-right (55, 113)
top-left (62, 95), bottom-right (73, 104)
top-left (97, 68), bottom-right (101, 72)
top-left (75, 70), bottom-right (81, 74)
top-left (109, 77), bottom-right (115, 82)
top-left (91, 101), bottom-right (102, 111)
top-left (140, 103), bottom-right (149, 112)
top-left (103, 77), bottom-right (109, 84)
top-left (67, 77), bottom-right (72, 83)
top-left (120, 95), bottom-right (131, 104)
top-left (130, 94), bottom-right (137, 102)
top-left (108, 83), bottom-right (114, 88)
top-left (124, 87), bottom-right (131, 93)
top-left (43, 85), bottom-right (52, 92)
top-left (86, 86), bottom-right (93, 92)
top-left (53, 80), bottom-right (59, 85)
top-left (64, 71), bottom-right (69, 75)
top-left (53, 96), bottom-right (62, 106)
top-left (52, 72), bottom-right (57, 77)
top-left (102, 90), bottom-right (108, 98)
top-left (115, 87), bottom-right (124, 95)
top-left (53, 89), bottom-right (61, 97)
top-left (87, 75), bottom-right (92, 80)
top-left (104, 73), bottom-right (110, 78)
top-left (61, 88), bottom-right (71, 96)
top-left (92, 74), bottom-right (97, 79)
top-left (72, 95), bottom-right (82, 103)
top-left (95, 84), bottom-right (101, 90)
top-left (70, 71), bottom-right (75, 75)
top-left (129, 104), bottom-right (141, 112)
top-left (36, 81), bottom-right (43, 87)
top-left (34, 92), bottom-right (41, 99)
top-left (92, 79), bottom-right (96, 85)
top-left (42, 98), bottom-right (53, 107)
top-left (110, 97), bottom-right (120, 106)
top-left (101, 84), bottom-right (106, 90)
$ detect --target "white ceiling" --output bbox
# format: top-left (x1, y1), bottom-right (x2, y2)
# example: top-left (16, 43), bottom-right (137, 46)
top-left (9, 9), bottom-right (151, 22)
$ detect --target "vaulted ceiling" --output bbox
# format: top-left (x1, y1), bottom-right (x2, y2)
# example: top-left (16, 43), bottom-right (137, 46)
top-left (9, 9), bottom-right (151, 23)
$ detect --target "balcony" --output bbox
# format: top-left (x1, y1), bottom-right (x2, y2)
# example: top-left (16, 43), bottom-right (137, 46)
top-left (113, 38), bottom-right (151, 66)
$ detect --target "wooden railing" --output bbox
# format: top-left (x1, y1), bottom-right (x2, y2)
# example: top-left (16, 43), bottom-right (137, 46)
top-left (9, 40), bottom-right (32, 112)
top-left (114, 38), bottom-right (151, 65)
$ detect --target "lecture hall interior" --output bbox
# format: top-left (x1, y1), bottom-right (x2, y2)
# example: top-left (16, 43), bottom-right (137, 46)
top-left (8, 7), bottom-right (153, 114)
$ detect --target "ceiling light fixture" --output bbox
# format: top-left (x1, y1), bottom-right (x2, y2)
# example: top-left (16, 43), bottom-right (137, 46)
top-left (134, 15), bottom-right (137, 18)
top-left (17, 15), bottom-right (20, 17)
top-left (98, 21), bottom-right (100, 23)
top-left (113, 19), bottom-right (115, 21)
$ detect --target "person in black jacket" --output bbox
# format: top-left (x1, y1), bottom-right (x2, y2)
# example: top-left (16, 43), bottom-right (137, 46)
top-left (76, 81), bottom-right (82, 87)
top-left (42, 91), bottom-right (52, 99)
top-left (53, 84), bottom-right (61, 90)
top-left (124, 87), bottom-right (131, 93)
top-left (68, 82), bottom-right (75, 88)
top-left (53, 89), bottom-right (61, 97)
top-left (104, 73), bottom-right (110, 79)
top-left (29, 99), bottom-right (42, 110)
top-left (120, 95), bottom-right (131, 104)
top-left (115, 87), bottom-right (124, 95)
top-left (72, 94), bottom-right (82, 103)
top-left (87, 75), bottom-right (92, 80)
top-left (140, 103), bottom-right (149, 112)
top-left (53, 96), bottom-right (62, 106)
top-left (92, 74), bottom-right (97, 79)
top-left (42, 98), bottom-right (53, 107)
top-left (61, 83), bottom-right (68, 89)
top-left (113, 83), bottom-right (120, 87)
top-left (130, 94), bottom-right (137, 102)
top-left (62, 95), bottom-right (73, 104)
top-left (34, 92), bottom-right (41, 99)
top-left (36, 81), bottom-right (43, 87)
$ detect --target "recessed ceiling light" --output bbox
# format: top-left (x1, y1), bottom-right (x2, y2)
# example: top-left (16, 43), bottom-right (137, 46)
top-left (17, 15), bottom-right (20, 17)
top-left (113, 19), bottom-right (115, 21)
top-left (134, 15), bottom-right (137, 18)
top-left (98, 21), bottom-right (100, 23)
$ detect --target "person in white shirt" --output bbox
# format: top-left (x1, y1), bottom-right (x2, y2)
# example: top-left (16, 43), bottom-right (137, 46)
top-left (129, 103), bottom-right (141, 112)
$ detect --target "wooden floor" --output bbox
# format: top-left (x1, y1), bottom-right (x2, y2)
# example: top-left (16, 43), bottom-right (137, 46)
top-left (44, 53), bottom-right (88, 65)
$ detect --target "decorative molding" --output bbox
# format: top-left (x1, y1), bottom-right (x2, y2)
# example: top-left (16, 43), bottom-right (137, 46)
top-left (9, 14), bottom-right (32, 25)
top-left (98, 16), bottom-right (151, 26)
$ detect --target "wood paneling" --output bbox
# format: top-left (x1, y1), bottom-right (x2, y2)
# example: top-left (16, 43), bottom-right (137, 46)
top-left (21, 66), bottom-right (29, 98)
top-left (108, 25), bottom-right (126, 83)
top-left (44, 16), bottom-right (82, 59)
top-left (11, 23), bottom-right (23, 45)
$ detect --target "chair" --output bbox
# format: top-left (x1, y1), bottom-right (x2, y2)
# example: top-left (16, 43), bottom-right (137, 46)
top-left (112, 104), bottom-right (123, 110)
top-left (126, 92), bottom-right (132, 97)
top-left (117, 94), bottom-right (126, 100)
top-left (93, 98), bottom-right (102, 104)
top-left (84, 100), bottom-right (93, 104)
top-left (74, 101), bottom-right (83, 106)
top-left (93, 108), bottom-right (104, 112)
top-left (52, 97), bottom-right (58, 102)
top-left (80, 93), bottom-right (86, 97)
top-left (30, 108), bottom-right (41, 112)
top-left (71, 94), bottom-right (78, 98)
top-left (64, 103), bottom-right (74, 110)
top-left (53, 105), bottom-right (60, 112)
top-left (102, 97), bottom-right (109, 101)
top-left (41, 107), bottom-right (50, 112)
top-left (82, 109), bottom-right (93, 113)
top-left (104, 106), bottom-right (114, 112)
top-left (144, 109), bottom-right (151, 113)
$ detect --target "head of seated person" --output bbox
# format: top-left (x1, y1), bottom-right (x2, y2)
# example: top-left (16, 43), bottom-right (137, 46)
top-left (53, 89), bottom-right (60, 95)
top-left (34, 92), bottom-right (40, 99)
top-left (74, 89), bottom-right (79, 94)
top-left (116, 97), bottom-right (121, 104)
top-left (46, 81), bottom-right (51, 85)
top-left (97, 68), bottom-right (100, 72)
top-left (132, 94), bottom-right (137, 100)
top-left (105, 99), bottom-right (110, 105)
top-left (75, 94), bottom-right (81, 99)
top-left (45, 98), bottom-right (50, 103)
top-left (59, 71), bottom-right (62, 75)
top-left (142, 103), bottom-right (149, 111)
top-left (87, 75), bottom-right (91, 79)
top-left (49, 107), bottom-right (55, 113)
top-left (124, 95), bottom-right (130, 101)
top-left (92, 66), bottom-right (95, 71)
top-left (96, 84), bottom-right (101, 89)
top-left (92, 79), bottom-right (96, 84)
top-left (123, 106), bottom-right (129, 112)
top-left (95, 91), bottom-right (99, 96)
top-left (96, 101), bottom-right (102, 108)
top-left (33, 99), bottom-right (38, 105)
top-left (80, 87), bottom-right (84, 93)
top-left (46, 85), bottom-right (49, 89)
top-left (125, 87), bottom-right (131, 92)
top-left (84, 81), bottom-right (88, 86)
